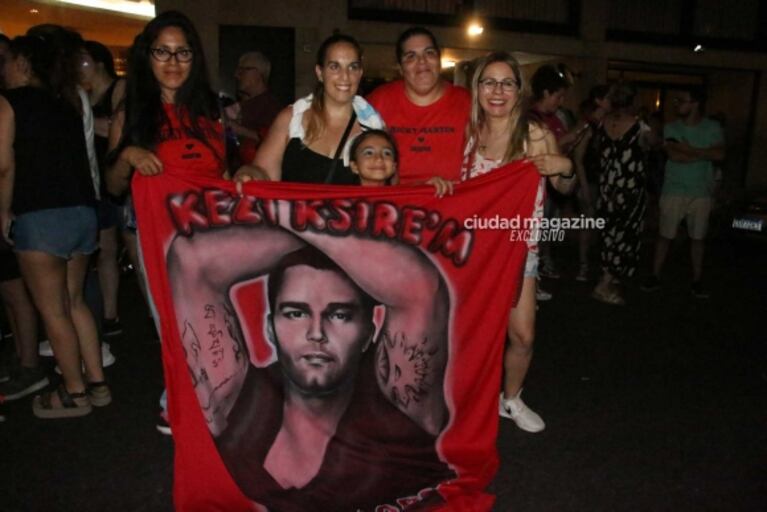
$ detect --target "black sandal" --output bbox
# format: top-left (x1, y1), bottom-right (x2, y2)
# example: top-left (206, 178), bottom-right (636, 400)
top-left (32, 384), bottom-right (92, 419)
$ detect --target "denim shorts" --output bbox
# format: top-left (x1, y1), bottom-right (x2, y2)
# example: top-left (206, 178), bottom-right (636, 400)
top-left (13, 206), bottom-right (98, 259)
top-left (524, 249), bottom-right (539, 278)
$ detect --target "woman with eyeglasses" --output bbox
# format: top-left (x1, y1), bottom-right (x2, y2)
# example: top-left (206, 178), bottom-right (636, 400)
top-left (460, 52), bottom-right (575, 433)
top-left (367, 26), bottom-right (470, 185)
top-left (107, 11), bottom-right (263, 269)
top-left (235, 33), bottom-right (385, 186)
top-left (107, 11), bottom-right (240, 190)
top-left (106, 11), bottom-right (259, 431)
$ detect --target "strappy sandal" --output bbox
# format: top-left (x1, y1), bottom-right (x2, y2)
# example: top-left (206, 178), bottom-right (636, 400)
top-left (87, 381), bottom-right (112, 407)
top-left (32, 384), bottom-right (92, 419)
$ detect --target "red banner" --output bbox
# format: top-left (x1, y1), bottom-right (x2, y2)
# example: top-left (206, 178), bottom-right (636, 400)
top-left (133, 161), bottom-right (539, 511)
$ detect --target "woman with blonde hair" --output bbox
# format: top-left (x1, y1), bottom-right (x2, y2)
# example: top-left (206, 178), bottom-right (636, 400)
top-left (461, 51), bottom-right (575, 432)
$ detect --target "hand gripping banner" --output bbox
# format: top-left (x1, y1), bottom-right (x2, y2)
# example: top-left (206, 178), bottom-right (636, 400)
top-left (132, 162), bottom-right (539, 512)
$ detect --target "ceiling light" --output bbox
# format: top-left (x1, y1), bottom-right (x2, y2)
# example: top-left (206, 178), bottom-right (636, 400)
top-left (54, 0), bottom-right (155, 18)
top-left (467, 23), bottom-right (484, 37)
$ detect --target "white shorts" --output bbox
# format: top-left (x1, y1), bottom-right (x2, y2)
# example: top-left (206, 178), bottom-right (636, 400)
top-left (659, 196), bottom-right (712, 240)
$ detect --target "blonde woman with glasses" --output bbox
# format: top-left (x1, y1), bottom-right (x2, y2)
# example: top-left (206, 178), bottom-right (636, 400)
top-left (461, 52), bottom-right (575, 432)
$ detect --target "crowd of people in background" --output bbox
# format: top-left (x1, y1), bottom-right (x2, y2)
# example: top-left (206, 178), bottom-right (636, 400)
top-left (0, 9), bottom-right (725, 436)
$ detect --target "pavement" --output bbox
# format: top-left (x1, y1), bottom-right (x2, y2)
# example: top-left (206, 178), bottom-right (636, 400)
top-left (1, 233), bottom-right (765, 512)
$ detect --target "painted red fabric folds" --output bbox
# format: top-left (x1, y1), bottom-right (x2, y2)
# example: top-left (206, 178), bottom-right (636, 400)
top-left (132, 160), bottom-right (539, 511)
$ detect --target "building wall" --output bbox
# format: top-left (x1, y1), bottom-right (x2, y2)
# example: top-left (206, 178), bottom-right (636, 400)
top-left (157, 0), bottom-right (767, 190)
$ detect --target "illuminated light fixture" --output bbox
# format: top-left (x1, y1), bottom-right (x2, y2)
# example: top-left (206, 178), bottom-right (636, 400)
top-left (30, 8), bottom-right (40, 14)
top-left (54, 0), bottom-right (155, 18)
top-left (467, 23), bottom-right (484, 37)
top-left (693, 44), bottom-right (704, 53)
top-left (441, 58), bottom-right (456, 68)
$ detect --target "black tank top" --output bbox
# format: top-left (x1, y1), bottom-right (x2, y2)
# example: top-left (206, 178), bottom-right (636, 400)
top-left (2, 87), bottom-right (95, 215)
top-left (281, 138), bottom-right (359, 185)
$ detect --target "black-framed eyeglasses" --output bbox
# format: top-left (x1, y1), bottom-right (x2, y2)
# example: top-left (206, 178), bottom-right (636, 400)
top-left (150, 47), bottom-right (193, 63)
top-left (478, 78), bottom-right (520, 93)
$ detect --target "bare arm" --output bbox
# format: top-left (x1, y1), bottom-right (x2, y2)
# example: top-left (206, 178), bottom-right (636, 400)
top-left (105, 111), bottom-right (131, 196)
top-left (528, 124), bottom-right (575, 195)
top-left (278, 203), bottom-right (449, 435)
top-left (229, 121), bottom-right (263, 143)
top-left (0, 97), bottom-right (15, 241)
top-left (93, 79), bottom-right (126, 138)
top-left (557, 123), bottom-right (587, 155)
top-left (572, 127), bottom-right (594, 207)
top-left (167, 225), bottom-right (305, 436)
top-left (105, 110), bottom-right (164, 196)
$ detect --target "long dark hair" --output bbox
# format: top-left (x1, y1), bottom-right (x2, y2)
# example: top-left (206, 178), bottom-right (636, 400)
top-left (114, 10), bottom-right (218, 157)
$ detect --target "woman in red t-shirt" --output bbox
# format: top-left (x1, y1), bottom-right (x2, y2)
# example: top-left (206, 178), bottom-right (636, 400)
top-left (108, 11), bottom-right (230, 190)
top-left (105, 11), bottom-right (265, 432)
top-left (106, 11), bottom-right (265, 294)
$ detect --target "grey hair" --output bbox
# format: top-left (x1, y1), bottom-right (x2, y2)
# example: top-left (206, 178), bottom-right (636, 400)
top-left (238, 51), bottom-right (271, 82)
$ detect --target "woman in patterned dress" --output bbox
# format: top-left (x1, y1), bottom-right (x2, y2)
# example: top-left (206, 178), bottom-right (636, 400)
top-left (589, 83), bottom-right (648, 305)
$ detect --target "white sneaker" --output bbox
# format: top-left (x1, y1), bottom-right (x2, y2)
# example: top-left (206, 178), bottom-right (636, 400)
top-left (101, 342), bottom-right (116, 367)
top-left (55, 342), bottom-right (116, 374)
top-left (499, 391), bottom-right (545, 433)
top-left (38, 340), bottom-right (54, 357)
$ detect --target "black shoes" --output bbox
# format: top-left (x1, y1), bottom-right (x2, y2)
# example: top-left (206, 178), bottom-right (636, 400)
top-left (102, 318), bottom-right (123, 337)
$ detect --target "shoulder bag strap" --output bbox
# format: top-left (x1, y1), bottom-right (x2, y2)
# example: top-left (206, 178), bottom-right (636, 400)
top-left (324, 111), bottom-right (357, 184)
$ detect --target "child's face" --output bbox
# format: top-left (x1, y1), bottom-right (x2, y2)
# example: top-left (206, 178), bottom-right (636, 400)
top-left (351, 135), bottom-right (397, 186)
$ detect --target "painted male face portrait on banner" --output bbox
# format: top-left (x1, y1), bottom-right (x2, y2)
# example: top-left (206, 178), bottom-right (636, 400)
top-left (133, 162), bottom-right (538, 511)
